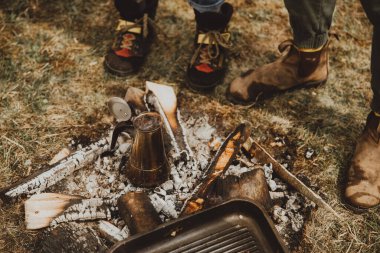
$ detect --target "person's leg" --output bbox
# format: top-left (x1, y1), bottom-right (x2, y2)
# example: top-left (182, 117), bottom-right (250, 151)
top-left (344, 0), bottom-right (380, 210)
top-left (284, 0), bottom-right (336, 49)
top-left (115, 0), bottom-right (158, 21)
top-left (227, 0), bottom-right (336, 104)
top-left (372, 27), bottom-right (380, 114)
top-left (104, 0), bottom-right (159, 76)
top-left (360, 0), bottom-right (380, 114)
top-left (189, 0), bottom-right (224, 13)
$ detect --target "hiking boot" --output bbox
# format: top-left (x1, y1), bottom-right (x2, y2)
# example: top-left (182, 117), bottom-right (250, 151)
top-left (186, 3), bottom-right (233, 92)
top-left (344, 112), bottom-right (380, 209)
top-left (104, 0), bottom-right (158, 76)
top-left (227, 40), bottom-right (329, 104)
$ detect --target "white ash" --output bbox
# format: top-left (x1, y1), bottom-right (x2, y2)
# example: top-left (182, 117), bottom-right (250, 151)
top-left (263, 163), bottom-right (315, 246)
top-left (50, 198), bottom-right (117, 226)
top-left (305, 148), bottom-right (315, 159)
top-left (222, 159), bottom-right (315, 246)
top-left (98, 221), bottom-right (128, 243)
top-left (224, 165), bottom-right (253, 177)
top-left (49, 113), bottom-right (214, 233)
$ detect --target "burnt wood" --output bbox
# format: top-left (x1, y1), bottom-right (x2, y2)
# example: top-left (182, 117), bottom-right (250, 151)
top-left (39, 222), bottom-right (108, 253)
top-left (117, 192), bottom-right (162, 234)
top-left (213, 169), bottom-right (272, 210)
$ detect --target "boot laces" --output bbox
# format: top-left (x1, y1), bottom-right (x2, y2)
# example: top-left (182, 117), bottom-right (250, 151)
top-left (191, 31), bottom-right (232, 67)
top-left (115, 14), bottom-right (155, 50)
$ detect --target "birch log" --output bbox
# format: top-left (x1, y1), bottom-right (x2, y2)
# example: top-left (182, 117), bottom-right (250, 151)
top-left (0, 138), bottom-right (110, 200)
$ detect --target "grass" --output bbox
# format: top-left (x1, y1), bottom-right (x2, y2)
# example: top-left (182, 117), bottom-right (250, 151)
top-left (0, 0), bottom-right (379, 252)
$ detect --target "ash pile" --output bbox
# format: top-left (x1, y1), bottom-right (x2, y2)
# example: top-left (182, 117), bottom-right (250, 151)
top-left (0, 81), bottom-right (337, 252)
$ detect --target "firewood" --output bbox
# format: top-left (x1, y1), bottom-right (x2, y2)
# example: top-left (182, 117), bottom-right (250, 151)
top-left (243, 138), bottom-right (341, 219)
top-left (0, 138), bottom-right (110, 201)
top-left (39, 222), bottom-right (108, 253)
top-left (50, 198), bottom-right (115, 226)
top-left (97, 221), bottom-right (129, 243)
top-left (181, 124), bottom-right (249, 216)
top-left (25, 193), bottom-right (83, 230)
top-left (117, 192), bottom-right (162, 234)
top-left (214, 169), bottom-right (272, 210)
top-left (146, 81), bottom-right (193, 159)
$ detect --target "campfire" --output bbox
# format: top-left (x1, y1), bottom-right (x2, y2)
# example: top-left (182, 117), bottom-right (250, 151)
top-left (0, 82), bottom-right (338, 252)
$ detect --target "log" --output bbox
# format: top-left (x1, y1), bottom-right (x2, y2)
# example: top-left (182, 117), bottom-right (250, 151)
top-left (0, 138), bottom-right (110, 200)
top-left (214, 169), bottom-right (272, 210)
top-left (25, 193), bottom-right (83, 230)
top-left (39, 222), bottom-right (108, 253)
top-left (117, 192), bottom-right (162, 234)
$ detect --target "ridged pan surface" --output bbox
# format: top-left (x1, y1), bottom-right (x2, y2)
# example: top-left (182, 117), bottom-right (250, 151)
top-left (109, 199), bottom-right (289, 253)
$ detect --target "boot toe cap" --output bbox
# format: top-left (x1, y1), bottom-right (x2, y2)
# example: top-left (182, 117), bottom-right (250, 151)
top-left (345, 185), bottom-right (380, 209)
top-left (104, 51), bottom-right (140, 76)
top-left (226, 77), bottom-right (252, 104)
top-left (187, 67), bottom-right (224, 89)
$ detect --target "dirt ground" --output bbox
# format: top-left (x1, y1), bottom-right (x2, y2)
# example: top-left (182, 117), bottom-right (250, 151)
top-left (0, 0), bottom-right (379, 252)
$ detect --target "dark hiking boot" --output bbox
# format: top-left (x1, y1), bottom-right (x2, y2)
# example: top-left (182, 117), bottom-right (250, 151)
top-left (104, 0), bottom-right (158, 76)
top-left (227, 40), bottom-right (329, 104)
top-left (186, 3), bottom-right (233, 92)
top-left (344, 112), bottom-right (380, 209)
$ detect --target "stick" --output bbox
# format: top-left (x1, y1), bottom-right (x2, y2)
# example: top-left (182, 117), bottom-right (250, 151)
top-left (244, 138), bottom-right (341, 219)
top-left (0, 138), bottom-right (110, 200)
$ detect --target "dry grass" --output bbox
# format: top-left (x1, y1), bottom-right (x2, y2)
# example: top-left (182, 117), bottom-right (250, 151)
top-left (0, 0), bottom-right (379, 252)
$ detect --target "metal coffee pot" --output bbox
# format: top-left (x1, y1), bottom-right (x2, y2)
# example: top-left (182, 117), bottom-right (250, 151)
top-left (127, 112), bottom-right (170, 188)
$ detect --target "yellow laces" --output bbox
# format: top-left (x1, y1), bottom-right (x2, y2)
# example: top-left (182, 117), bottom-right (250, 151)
top-left (190, 31), bottom-right (232, 66)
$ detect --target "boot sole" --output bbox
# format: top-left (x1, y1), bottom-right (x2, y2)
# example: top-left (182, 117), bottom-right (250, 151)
top-left (226, 79), bottom-right (327, 105)
top-left (103, 60), bottom-right (137, 77)
top-left (185, 76), bottom-right (221, 93)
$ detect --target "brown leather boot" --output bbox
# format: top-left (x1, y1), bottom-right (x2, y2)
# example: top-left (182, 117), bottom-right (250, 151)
top-left (187, 3), bottom-right (233, 92)
top-left (104, 0), bottom-right (158, 76)
top-left (227, 40), bottom-right (329, 104)
top-left (344, 112), bottom-right (380, 209)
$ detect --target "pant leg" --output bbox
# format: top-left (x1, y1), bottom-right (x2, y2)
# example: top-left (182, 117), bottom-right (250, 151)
top-left (360, 0), bottom-right (380, 113)
top-left (115, 0), bottom-right (159, 20)
top-left (284, 0), bottom-right (336, 49)
top-left (189, 0), bottom-right (224, 13)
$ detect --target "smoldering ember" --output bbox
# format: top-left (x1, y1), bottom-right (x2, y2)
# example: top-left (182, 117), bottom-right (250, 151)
top-left (0, 82), bottom-right (340, 253)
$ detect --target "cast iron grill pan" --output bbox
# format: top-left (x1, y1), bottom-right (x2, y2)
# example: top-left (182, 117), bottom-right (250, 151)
top-left (109, 199), bottom-right (288, 253)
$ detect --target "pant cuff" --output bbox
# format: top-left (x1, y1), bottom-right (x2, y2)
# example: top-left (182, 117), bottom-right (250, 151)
top-left (294, 32), bottom-right (329, 49)
top-left (189, 0), bottom-right (224, 13)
